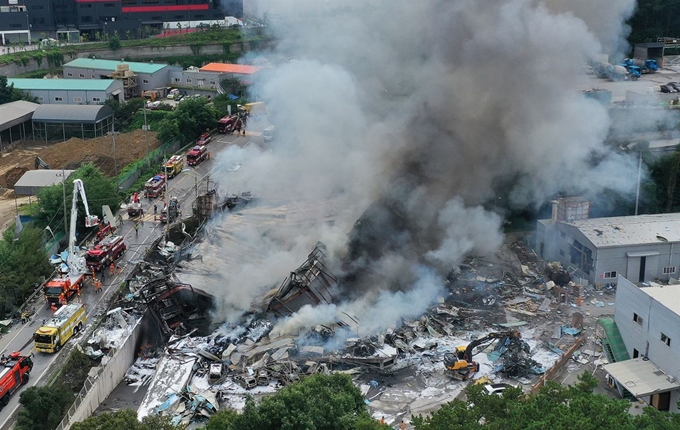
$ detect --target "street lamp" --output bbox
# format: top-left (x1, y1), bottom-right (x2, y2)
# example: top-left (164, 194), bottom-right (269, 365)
top-left (107, 130), bottom-right (120, 185)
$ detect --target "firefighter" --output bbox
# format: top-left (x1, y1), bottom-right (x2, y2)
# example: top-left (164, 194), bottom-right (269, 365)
top-left (109, 262), bottom-right (115, 276)
top-left (117, 263), bottom-right (123, 275)
top-left (59, 293), bottom-right (66, 306)
top-left (50, 303), bottom-right (58, 313)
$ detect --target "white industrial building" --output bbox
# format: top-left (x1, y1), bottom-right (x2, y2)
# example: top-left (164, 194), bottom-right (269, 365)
top-left (536, 198), bottom-right (680, 286)
top-left (603, 276), bottom-right (680, 412)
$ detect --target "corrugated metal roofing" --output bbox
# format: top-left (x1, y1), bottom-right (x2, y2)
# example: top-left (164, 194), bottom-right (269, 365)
top-left (14, 169), bottom-right (75, 196)
top-left (562, 213), bottom-right (680, 248)
top-left (199, 63), bottom-right (262, 74)
top-left (64, 58), bottom-right (168, 74)
top-left (0, 100), bottom-right (40, 132)
top-left (8, 78), bottom-right (119, 91)
top-left (32, 105), bottom-right (114, 123)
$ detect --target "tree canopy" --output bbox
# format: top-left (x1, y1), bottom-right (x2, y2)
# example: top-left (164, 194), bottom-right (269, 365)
top-left (0, 75), bottom-right (28, 105)
top-left (412, 373), bottom-right (680, 430)
top-left (16, 384), bottom-right (74, 430)
top-left (204, 374), bottom-right (388, 430)
top-left (37, 163), bottom-right (120, 237)
top-left (71, 410), bottom-right (182, 430)
top-left (156, 97), bottom-right (218, 143)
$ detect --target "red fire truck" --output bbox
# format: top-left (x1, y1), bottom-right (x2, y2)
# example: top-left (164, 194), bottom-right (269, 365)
top-left (218, 115), bottom-right (243, 134)
top-left (127, 192), bottom-right (143, 217)
top-left (186, 145), bottom-right (209, 166)
top-left (43, 273), bottom-right (86, 306)
top-left (0, 351), bottom-right (33, 407)
top-left (196, 132), bottom-right (212, 146)
top-left (85, 235), bottom-right (126, 273)
top-left (144, 174), bottom-right (166, 199)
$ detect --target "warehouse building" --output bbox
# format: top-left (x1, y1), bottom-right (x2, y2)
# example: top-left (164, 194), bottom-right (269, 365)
top-left (603, 276), bottom-right (680, 412)
top-left (536, 198), bottom-right (680, 286)
top-left (62, 58), bottom-right (180, 97)
top-left (8, 78), bottom-right (124, 105)
top-left (0, 100), bottom-right (39, 146)
top-left (31, 104), bottom-right (114, 142)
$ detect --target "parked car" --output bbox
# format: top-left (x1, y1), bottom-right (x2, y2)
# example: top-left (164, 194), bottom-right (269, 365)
top-left (483, 383), bottom-right (516, 396)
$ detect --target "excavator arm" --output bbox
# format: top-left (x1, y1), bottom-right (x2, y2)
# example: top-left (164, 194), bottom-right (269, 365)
top-left (462, 330), bottom-right (520, 362)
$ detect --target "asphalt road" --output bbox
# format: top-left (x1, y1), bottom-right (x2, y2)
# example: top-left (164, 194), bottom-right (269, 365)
top-left (0, 129), bottom-right (258, 428)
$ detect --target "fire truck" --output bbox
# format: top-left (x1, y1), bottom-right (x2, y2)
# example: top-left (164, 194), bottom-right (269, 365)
top-left (144, 174), bottom-right (166, 199)
top-left (0, 351), bottom-right (33, 407)
top-left (85, 235), bottom-right (126, 273)
top-left (218, 115), bottom-right (243, 134)
top-left (186, 145), bottom-right (209, 166)
top-left (196, 131), bottom-right (212, 146)
top-left (127, 192), bottom-right (143, 217)
top-left (164, 155), bottom-right (185, 179)
top-left (34, 303), bottom-right (86, 353)
top-left (43, 273), bottom-right (86, 306)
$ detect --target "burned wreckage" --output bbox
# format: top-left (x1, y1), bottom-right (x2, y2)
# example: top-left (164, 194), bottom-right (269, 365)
top-left (127, 234), bottom-right (558, 424)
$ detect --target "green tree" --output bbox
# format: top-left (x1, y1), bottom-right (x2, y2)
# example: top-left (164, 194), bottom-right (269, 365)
top-left (156, 98), bottom-right (217, 143)
top-left (0, 75), bottom-right (26, 105)
top-left (37, 164), bottom-right (120, 236)
top-left (71, 409), bottom-right (184, 430)
top-left (108, 34), bottom-right (121, 51)
top-left (16, 384), bottom-right (74, 430)
top-left (204, 374), bottom-right (380, 430)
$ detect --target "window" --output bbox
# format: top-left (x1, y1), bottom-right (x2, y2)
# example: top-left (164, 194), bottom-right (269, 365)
top-left (67, 72), bottom-right (73, 77)
top-left (104, 2), bottom-right (115, 7)
top-left (559, 250), bottom-right (565, 256)
top-left (570, 240), bottom-right (593, 275)
top-left (663, 266), bottom-right (676, 275)
top-left (79, 73), bottom-right (85, 78)
top-left (81, 16), bottom-right (92, 23)
top-left (54, 97), bottom-right (63, 102)
top-left (80, 3), bottom-right (92, 7)
top-left (91, 75), bottom-right (95, 78)
top-left (604, 271), bottom-right (617, 279)
top-left (661, 333), bottom-right (671, 347)
top-left (73, 97), bottom-right (82, 102)
top-left (143, 79), bottom-right (149, 84)
top-left (173, 78), bottom-right (180, 83)
top-left (210, 80), bottom-right (215, 85)
top-left (36, 96), bottom-right (44, 102)
top-left (633, 313), bottom-right (643, 325)
top-left (10, 24), bottom-right (22, 29)
top-left (633, 348), bottom-right (639, 358)
top-left (92, 97), bottom-right (101, 102)
top-left (186, 78), bottom-right (192, 84)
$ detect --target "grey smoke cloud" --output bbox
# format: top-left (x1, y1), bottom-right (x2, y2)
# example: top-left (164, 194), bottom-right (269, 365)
top-left (197, 0), bottom-right (638, 338)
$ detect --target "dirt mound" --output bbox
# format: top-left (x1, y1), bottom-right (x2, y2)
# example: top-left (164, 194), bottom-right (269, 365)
top-left (0, 129), bottom-right (160, 188)
top-left (1, 166), bottom-right (29, 189)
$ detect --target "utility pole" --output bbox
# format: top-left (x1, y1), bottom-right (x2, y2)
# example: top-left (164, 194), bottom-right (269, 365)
top-left (635, 149), bottom-right (642, 216)
top-left (108, 128), bottom-right (120, 187)
top-left (143, 104), bottom-right (150, 161)
top-left (61, 168), bottom-right (68, 235)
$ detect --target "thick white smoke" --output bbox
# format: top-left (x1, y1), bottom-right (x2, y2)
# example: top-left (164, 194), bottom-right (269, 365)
top-left (197, 0), bottom-right (638, 339)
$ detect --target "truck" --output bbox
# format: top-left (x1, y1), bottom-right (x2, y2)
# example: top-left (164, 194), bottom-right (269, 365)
top-left (0, 352), bottom-right (33, 407)
top-left (218, 115), bottom-right (244, 134)
top-left (164, 155), bottom-right (185, 179)
top-left (127, 192), bottom-right (143, 217)
top-left (43, 273), bottom-right (86, 306)
top-left (623, 58), bottom-right (658, 74)
top-left (85, 235), bottom-right (126, 273)
top-left (593, 61), bottom-right (635, 81)
top-left (187, 145), bottom-right (209, 166)
top-left (197, 132), bottom-right (212, 146)
top-left (34, 303), bottom-right (86, 353)
top-left (144, 174), bottom-right (166, 199)
top-left (142, 90), bottom-right (161, 102)
top-left (160, 197), bottom-right (180, 224)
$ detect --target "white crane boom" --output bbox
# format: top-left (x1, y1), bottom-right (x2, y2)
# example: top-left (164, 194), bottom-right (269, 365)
top-left (66, 179), bottom-right (99, 274)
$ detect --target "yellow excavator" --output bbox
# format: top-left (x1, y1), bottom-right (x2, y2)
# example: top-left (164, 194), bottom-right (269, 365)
top-left (444, 331), bottom-right (521, 380)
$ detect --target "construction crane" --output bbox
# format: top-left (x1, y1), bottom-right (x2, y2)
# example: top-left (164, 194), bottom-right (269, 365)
top-left (66, 179), bottom-right (99, 274)
top-left (444, 330), bottom-right (521, 380)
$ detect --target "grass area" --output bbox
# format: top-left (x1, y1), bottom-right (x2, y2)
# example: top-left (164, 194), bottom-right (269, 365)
top-left (0, 28), bottom-right (268, 66)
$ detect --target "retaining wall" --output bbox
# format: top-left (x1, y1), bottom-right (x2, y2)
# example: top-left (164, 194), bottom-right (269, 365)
top-left (58, 313), bottom-right (145, 429)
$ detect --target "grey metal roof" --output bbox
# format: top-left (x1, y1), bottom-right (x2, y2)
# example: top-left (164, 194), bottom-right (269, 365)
top-left (14, 169), bottom-right (75, 196)
top-left (0, 100), bottom-right (40, 132)
top-left (31, 105), bottom-right (114, 124)
top-left (560, 213), bottom-right (680, 248)
top-left (604, 358), bottom-right (680, 397)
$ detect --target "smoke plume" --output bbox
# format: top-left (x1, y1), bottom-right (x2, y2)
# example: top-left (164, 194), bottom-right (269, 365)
top-left (188, 0), bottom-right (638, 341)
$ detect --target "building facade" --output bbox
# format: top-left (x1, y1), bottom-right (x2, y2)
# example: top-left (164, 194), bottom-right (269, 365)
top-left (63, 58), bottom-right (180, 97)
top-left (607, 276), bottom-right (680, 412)
top-left (0, 0), bottom-right (242, 43)
top-left (8, 78), bottom-right (124, 104)
top-left (536, 199), bottom-right (680, 286)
